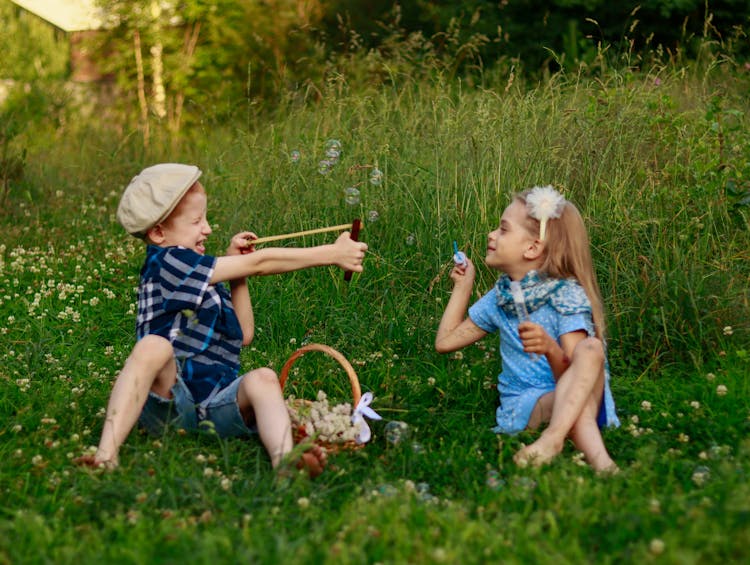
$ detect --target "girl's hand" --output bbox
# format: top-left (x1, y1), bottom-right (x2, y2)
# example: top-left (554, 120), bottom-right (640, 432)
top-left (332, 231), bottom-right (368, 271)
top-left (518, 321), bottom-right (556, 355)
top-left (227, 231), bottom-right (257, 256)
top-left (450, 257), bottom-right (475, 287)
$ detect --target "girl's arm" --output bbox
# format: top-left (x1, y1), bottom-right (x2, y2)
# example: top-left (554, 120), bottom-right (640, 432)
top-left (210, 231), bottom-right (367, 284)
top-left (519, 323), bottom-right (587, 380)
top-left (435, 259), bottom-right (487, 353)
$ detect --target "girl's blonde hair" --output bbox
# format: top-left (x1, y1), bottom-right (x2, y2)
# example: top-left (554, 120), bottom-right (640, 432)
top-left (515, 191), bottom-right (606, 340)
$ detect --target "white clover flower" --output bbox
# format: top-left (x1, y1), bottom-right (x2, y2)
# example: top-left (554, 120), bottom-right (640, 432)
top-left (641, 400), bottom-right (652, 411)
top-left (649, 539), bottom-right (665, 555)
top-left (297, 497), bottom-right (310, 509)
top-left (706, 372), bottom-right (716, 381)
top-left (722, 326), bottom-right (733, 336)
top-left (690, 401), bottom-right (700, 409)
top-left (716, 384), bottom-right (728, 396)
top-left (220, 478), bottom-right (232, 491)
top-left (678, 433), bottom-right (690, 443)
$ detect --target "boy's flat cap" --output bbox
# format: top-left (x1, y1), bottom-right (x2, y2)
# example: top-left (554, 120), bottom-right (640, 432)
top-left (117, 163), bottom-right (202, 237)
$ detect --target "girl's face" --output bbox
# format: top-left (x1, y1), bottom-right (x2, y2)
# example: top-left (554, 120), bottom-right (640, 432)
top-left (485, 200), bottom-right (538, 279)
top-left (158, 183), bottom-right (212, 254)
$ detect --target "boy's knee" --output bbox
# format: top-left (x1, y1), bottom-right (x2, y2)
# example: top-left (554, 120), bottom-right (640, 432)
top-left (128, 335), bottom-right (174, 371)
top-left (242, 367), bottom-right (279, 391)
top-left (134, 334), bottom-right (173, 356)
top-left (255, 367), bottom-right (279, 384)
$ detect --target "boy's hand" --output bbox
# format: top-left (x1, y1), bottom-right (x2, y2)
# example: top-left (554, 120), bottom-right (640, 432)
top-left (449, 257), bottom-right (475, 288)
top-left (228, 231), bottom-right (257, 256)
top-left (518, 322), bottom-right (555, 355)
top-left (333, 231), bottom-right (368, 272)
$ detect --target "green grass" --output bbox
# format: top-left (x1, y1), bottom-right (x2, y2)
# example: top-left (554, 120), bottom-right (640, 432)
top-left (1, 56), bottom-right (749, 563)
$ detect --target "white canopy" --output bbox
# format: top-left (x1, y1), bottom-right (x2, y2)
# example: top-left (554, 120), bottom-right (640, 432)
top-left (10, 0), bottom-right (105, 32)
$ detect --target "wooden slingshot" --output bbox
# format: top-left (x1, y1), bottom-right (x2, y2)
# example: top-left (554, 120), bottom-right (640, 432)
top-left (249, 218), bottom-right (362, 281)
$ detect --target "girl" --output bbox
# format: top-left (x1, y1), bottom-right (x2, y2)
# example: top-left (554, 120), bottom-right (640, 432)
top-left (435, 186), bottom-right (619, 472)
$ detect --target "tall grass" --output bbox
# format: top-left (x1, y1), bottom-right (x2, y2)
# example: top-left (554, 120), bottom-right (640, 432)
top-left (1, 49), bottom-right (749, 563)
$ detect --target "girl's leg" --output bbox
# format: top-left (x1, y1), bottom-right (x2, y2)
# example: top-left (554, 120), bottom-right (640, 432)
top-left (91, 335), bottom-right (175, 467)
top-left (514, 338), bottom-right (615, 470)
top-left (236, 368), bottom-right (326, 476)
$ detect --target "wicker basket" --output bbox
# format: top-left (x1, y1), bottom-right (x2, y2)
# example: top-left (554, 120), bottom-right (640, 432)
top-left (279, 343), bottom-right (364, 452)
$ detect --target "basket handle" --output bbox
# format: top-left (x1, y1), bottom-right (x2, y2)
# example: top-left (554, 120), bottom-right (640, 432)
top-left (279, 343), bottom-right (362, 407)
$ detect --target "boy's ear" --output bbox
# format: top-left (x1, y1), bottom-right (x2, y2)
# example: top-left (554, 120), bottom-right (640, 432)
top-left (146, 224), bottom-right (166, 245)
top-left (524, 239), bottom-right (545, 260)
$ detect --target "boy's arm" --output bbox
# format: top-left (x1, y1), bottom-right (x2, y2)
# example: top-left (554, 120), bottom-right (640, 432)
top-left (230, 279), bottom-right (254, 345)
top-left (211, 231), bottom-right (367, 284)
top-left (435, 260), bottom-right (487, 353)
top-left (225, 232), bottom-right (255, 344)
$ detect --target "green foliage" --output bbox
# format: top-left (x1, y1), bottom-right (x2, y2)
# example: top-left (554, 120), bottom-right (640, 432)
top-left (0, 83), bottom-right (66, 206)
top-left (1, 23), bottom-right (750, 565)
top-left (90, 0), bottom-right (329, 126)
top-left (0, 0), bottom-right (70, 81)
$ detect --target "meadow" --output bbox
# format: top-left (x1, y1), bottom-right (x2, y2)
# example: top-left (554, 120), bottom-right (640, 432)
top-left (1, 54), bottom-right (749, 563)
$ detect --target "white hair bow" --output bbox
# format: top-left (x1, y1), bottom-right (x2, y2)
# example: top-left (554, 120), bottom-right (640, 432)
top-left (526, 185), bottom-right (566, 240)
top-left (351, 392), bottom-right (382, 444)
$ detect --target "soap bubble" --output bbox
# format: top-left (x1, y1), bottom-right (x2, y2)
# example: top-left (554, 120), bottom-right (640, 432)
top-left (290, 150), bottom-right (301, 163)
top-left (384, 420), bottom-right (409, 444)
top-left (344, 186), bottom-right (360, 206)
top-left (369, 167), bottom-right (383, 186)
top-left (485, 469), bottom-right (505, 491)
top-left (692, 465), bottom-right (711, 486)
top-left (318, 160), bottom-right (333, 175)
top-left (415, 482), bottom-right (436, 503)
top-left (325, 139), bottom-right (342, 152)
top-left (367, 210), bottom-right (380, 223)
top-left (375, 483), bottom-right (398, 497)
top-left (405, 233), bottom-right (416, 246)
top-left (325, 148), bottom-right (341, 164)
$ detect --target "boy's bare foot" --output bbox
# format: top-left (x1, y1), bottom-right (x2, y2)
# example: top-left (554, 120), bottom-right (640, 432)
top-left (277, 443), bottom-right (328, 479)
top-left (513, 436), bottom-right (563, 468)
top-left (73, 454), bottom-right (118, 471)
top-left (296, 444), bottom-right (327, 478)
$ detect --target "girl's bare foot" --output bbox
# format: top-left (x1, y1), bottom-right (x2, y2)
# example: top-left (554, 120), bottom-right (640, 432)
top-left (594, 460), bottom-right (620, 476)
top-left (513, 436), bottom-right (563, 467)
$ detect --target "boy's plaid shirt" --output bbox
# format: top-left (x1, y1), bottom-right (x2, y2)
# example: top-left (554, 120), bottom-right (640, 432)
top-left (136, 245), bottom-right (243, 402)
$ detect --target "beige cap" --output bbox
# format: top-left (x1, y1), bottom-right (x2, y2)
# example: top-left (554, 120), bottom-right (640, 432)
top-left (117, 163), bottom-right (202, 237)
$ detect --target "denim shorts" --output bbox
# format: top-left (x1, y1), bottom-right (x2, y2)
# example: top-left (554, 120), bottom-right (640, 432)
top-left (139, 376), bottom-right (256, 438)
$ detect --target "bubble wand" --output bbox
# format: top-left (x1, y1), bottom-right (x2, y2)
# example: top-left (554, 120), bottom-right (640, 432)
top-left (452, 241), bottom-right (467, 267)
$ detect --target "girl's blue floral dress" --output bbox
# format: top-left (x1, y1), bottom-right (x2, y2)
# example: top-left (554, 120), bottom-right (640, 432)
top-left (468, 271), bottom-right (620, 434)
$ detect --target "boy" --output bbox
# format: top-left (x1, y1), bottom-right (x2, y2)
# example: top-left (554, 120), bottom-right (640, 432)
top-left (77, 163), bottom-right (367, 476)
